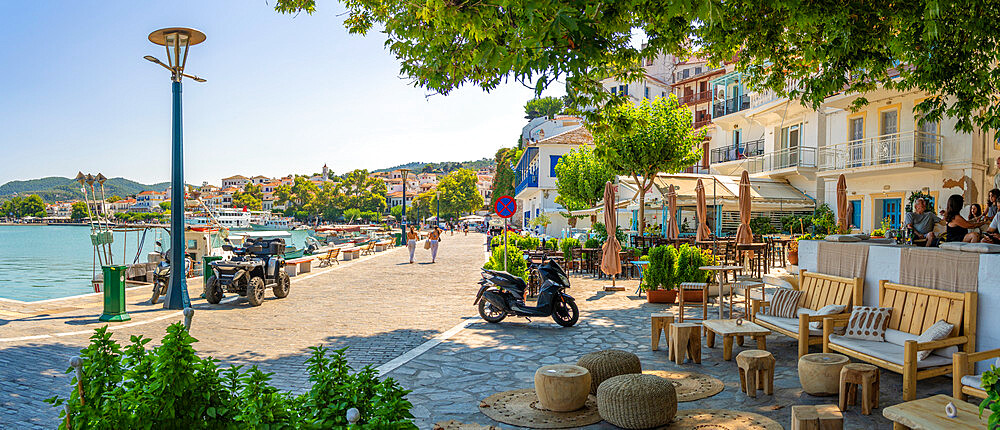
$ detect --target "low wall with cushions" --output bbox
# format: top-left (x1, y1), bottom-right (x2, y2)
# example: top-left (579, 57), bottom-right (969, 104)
top-left (798, 240), bottom-right (1000, 373)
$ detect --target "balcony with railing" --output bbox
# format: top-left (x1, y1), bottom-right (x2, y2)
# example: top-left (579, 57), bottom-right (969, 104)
top-left (514, 147), bottom-right (539, 196)
top-left (712, 94), bottom-right (750, 118)
top-left (679, 91), bottom-right (713, 106)
top-left (710, 139), bottom-right (764, 164)
top-left (817, 131), bottom-right (943, 174)
top-left (745, 147), bottom-right (817, 175)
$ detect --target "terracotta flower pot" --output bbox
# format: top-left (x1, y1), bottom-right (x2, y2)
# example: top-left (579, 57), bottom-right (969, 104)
top-left (646, 289), bottom-right (677, 303)
top-left (788, 250), bottom-right (799, 265)
top-left (677, 289), bottom-right (703, 303)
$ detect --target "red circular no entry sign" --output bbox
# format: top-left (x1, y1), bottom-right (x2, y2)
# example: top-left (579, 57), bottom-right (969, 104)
top-left (494, 195), bottom-right (517, 218)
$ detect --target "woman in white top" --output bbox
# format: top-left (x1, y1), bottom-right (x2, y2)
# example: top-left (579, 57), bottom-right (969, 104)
top-left (406, 226), bottom-right (419, 264)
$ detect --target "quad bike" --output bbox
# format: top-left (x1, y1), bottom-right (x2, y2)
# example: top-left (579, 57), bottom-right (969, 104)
top-left (204, 238), bottom-right (290, 307)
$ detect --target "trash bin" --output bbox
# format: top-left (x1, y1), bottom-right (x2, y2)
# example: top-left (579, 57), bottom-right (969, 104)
top-left (395, 232), bottom-right (403, 246)
top-left (203, 256), bottom-right (223, 288)
top-left (99, 265), bottom-right (131, 322)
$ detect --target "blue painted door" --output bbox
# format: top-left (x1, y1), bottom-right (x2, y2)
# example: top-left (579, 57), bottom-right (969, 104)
top-left (882, 199), bottom-right (901, 229)
top-left (850, 200), bottom-right (862, 229)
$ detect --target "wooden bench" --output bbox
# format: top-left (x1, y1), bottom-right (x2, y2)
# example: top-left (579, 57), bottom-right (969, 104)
top-left (284, 257), bottom-right (315, 277)
top-left (822, 280), bottom-right (977, 401)
top-left (752, 270), bottom-right (863, 358)
top-left (360, 241), bottom-right (377, 256)
top-left (375, 240), bottom-right (393, 252)
top-left (315, 248), bottom-right (340, 267)
top-left (952, 347), bottom-right (1000, 401)
top-left (342, 247), bottom-right (361, 261)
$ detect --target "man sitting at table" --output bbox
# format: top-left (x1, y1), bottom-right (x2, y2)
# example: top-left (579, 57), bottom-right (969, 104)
top-left (981, 210), bottom-right (1000, 244)
top-left (905, 198), bottom-right (942, 247)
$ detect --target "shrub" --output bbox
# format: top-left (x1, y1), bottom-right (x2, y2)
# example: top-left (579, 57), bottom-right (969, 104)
top-left (545, 238), bottom-right (559, 250)
top-left (675, 244), bottom-right (711, 284)
top-left (749, 216), bottom-right (776, 235)
top-left (483, 242), bottom-right (527, 279)
top-left (811, 204), bottom-right (837, 235)
top-left (591, 221), bottom-right (628, 244)
top-left (781, 214), bottom-right (812, 234)
top-left (645, 245), bottom-right (677, 291)
top-left (584, 237), bottom-right (600, 249)
top-left (45, 324), bottom-right (416, 429)
top-left (979, 365), bottom-right (1000, 429)
top-left (559, 237), bottom-right (580, 258)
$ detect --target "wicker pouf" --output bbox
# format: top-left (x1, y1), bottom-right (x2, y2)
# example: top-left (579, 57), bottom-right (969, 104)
top-left (596, 374), bottom-right (677, 429)
top-left (577, 350), bottom-right (642, 394)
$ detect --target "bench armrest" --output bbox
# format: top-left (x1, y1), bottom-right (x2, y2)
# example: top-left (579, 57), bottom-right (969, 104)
top-left (908, 336), bottom-right (969, 352)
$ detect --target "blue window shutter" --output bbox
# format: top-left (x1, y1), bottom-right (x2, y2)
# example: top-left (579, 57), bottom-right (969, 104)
top-left (549, 155), bottom-right (561, 177)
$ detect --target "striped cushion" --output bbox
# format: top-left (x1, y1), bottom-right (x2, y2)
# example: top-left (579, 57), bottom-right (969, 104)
top-left (764, 288), bottom-right (803, 318)
top-left (844, 306), bottom-right (892, 341)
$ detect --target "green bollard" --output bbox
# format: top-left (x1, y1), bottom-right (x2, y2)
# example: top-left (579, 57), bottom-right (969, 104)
top-left (395, 232), bottom-right (403, 247)
top-left (99, 265), bottom-right (131, 322)
top-left (202, 256), bottom-right (223, 298)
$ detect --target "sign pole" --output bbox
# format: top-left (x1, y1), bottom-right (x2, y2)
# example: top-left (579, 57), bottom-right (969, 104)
top-left (504, 217), bottom-right (508, 272)
top-left (494, 194), bottom-right (517, 274)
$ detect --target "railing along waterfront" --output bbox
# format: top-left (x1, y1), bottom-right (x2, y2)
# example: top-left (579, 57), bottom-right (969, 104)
top-left (514, 147), bottom-right (539, 195)
top-left (817, 131), bottom-right (942, 172)
top-left (745, 147), bottom-right (817, 174)
top-left (710, 139), bottom-right (764, 163)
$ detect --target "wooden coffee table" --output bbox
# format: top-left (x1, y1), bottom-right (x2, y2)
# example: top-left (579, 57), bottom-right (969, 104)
top-left (883, 394), bottom-right (991, 429)
top-left (701, 319), bottom-right (770, 361)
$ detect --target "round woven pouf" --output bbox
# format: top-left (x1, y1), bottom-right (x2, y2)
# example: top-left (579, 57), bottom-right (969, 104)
top-left (577, 349), bottom-right (641, 394)
top-left (596, 373), bottom-right (677, 429)
top-left (798, 353), bottom-right (849, 396)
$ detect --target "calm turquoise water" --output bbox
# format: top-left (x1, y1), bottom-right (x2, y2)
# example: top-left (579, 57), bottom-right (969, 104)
top-left (0, 225), bottom-right (313, 302)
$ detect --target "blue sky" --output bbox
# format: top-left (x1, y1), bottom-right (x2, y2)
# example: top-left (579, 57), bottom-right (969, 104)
top-left (0, 1), bottom-right (563, 185)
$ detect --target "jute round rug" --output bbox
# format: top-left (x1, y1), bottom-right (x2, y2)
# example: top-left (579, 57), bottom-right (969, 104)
top-left (643, 370), bottom-right (725, 402)
top-left (655, 409), bottom-right (784, 430)
top-left (479, 389), bottom-right (602, 429)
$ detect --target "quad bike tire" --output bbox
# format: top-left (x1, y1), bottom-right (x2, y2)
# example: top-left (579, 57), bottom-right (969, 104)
top-left (204, 276), bottom-right (223, 304)
top-left (150, 280), bottom-right (164, 305)
top-left (478, 299), bottom-right (507, 323)
top-left (247, 277), bottom-right (266, 307)
top-left (552, 299), bottom-right (579, 327)
top-left (273, 271), bottom-right (290, 298)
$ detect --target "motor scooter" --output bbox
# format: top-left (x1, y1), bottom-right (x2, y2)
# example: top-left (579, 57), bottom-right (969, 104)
top-left (149, 240), bottom-right (193, 304)
top-left (474, 259), bottom-right (579, 327)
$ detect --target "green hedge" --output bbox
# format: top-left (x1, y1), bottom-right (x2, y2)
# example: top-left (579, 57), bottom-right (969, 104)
top-left (483, 242), bottom-right (527, 279)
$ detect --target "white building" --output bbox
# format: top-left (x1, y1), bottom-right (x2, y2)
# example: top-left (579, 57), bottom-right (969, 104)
top-left (130, 191), bottom-right (167, 213)
top-left (221, 175), bottom-right (250, 189)
top-left (513, 125), bottom-right (594, 235)
top-left (387, 191), bottom-right (415, 208)
top-left (522, 115), bottom-right (585, 144)
top-left (477, 174), bottom-right (494, 203)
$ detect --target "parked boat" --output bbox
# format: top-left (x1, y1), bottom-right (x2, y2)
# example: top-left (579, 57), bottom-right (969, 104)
top-left (231, 231), bottom-right (305, 259)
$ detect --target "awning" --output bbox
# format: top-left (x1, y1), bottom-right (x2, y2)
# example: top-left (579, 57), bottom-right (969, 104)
top-left (568, 200), bottom-right (631, 216)
top-left (650, 174), bottom-right (814, 211)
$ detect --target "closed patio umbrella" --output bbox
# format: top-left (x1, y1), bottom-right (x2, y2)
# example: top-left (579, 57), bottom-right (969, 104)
top-left (666, 185), bottom-right (680, 240)
top-left (836, 174), bottom-right (849, 233)
top-left (601, 182), bottom-right (622, 289)
top-left (695, 179), bottom-right (712, 241)
top-left (734, 171), bottom-right (754, 244)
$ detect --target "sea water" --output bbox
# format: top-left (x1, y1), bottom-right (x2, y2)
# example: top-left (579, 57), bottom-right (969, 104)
top-left (0, 225), bottom-right (311, 302)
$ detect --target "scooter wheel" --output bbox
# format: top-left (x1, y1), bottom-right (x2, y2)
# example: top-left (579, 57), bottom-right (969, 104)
top-left (478, 300), bottom-right (507, 323)
top-left (150, 281), bottom-right (163, 305)
top-left (552, 299), bottom-right (579, 327)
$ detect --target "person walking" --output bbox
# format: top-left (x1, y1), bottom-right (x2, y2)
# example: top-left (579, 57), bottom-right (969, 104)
top-left (406, 226), bottom-right (419, 264)
top-left (428, 226), bottom-right (442, 263)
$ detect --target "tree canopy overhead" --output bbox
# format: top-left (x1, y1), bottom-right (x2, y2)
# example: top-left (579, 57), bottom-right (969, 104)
top-left (277, 0), bottom-right (1000, 131)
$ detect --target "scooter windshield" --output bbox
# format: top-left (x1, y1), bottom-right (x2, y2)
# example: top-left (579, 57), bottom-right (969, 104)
top-left (537, 260), bottom-right (570, 287)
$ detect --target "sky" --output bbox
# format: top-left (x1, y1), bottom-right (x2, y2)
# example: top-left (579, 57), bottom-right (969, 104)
top-left (0, 1), bottom-right (564, 186)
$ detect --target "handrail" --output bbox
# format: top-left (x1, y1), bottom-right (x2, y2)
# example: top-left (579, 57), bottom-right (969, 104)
top-left (679, 91), bottom-right (713, 106)
top-left (818, 131), bottom-right (942, 171)
top-left (745, 147), bottom-right (816, 174)
top-left (710, 139), bottom-right (765, 163)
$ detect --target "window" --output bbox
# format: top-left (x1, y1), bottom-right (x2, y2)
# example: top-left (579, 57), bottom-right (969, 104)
top-left (695, 66), bottom-right (702, 75)
top-left (661, 91), bottom-right (666, 98)
top-left (781, 124), bottom-right (801, 149)
top-left (682, 69), bottom-right (690, 79)
top-left (848, 116), bottom-right (864, 167)
top-left (549, 155), bottom-right (561, 178)
top-left (619, 85), bottom-right (628, 95)
top-left (644, 87), bottom-right (650, 99)
top-left (879, 107), bottom-right (899, 162)
top-left (610, 87), bottom-right (617, 95)
top-left (916, 111), bottom-right (939, 162)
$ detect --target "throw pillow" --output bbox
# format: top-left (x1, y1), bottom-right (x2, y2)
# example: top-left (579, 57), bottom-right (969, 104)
top-left (765, 288), bottom-right (803, 318)
top-left (809, 304), bottom-right (847, 329)
top-left (958, 243), bottom-right (1000, 253)
top-left (825, 234), bottom-right (861, 242)
top-left (915, 320), bottom-right (955, 361)
top-left (938, 242), bottom-right (966, 251)
top-left (843, 306), bottom-right (893, 341)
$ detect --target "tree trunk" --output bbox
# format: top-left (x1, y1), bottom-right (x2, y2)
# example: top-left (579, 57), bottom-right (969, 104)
top-left (636, 175), bottom-right (646, 235)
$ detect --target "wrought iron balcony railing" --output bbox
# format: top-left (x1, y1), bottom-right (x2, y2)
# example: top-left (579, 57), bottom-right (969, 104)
top-left (818, 131), bottom-right (943, 172)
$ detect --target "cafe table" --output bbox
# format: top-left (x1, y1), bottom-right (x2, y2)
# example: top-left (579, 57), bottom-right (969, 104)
top-left (698, 265), bottom-right (744, 319)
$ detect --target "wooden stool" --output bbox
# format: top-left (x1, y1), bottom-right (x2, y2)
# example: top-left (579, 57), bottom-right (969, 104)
top-left (534, 364), bottom-right (592, 412)
top-left (736, 350), bottom-right (775, 398)
top-left (668, 323), bottom-right (702, 365)
top-left (651, 313), bottom-right (674, 351)
top-left (677, 282), bottom-right (708, 323)
top-left (838, 363), bottom-right (879, 415)
top-left (791, 404), bottom-right (843, 430)
top-left (798, 353), bottom-right (849, 396)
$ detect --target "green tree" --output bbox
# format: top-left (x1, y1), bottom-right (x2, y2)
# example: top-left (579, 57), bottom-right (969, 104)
top-left (436, 169), bottom-right (484, 217)
top-left (553, 145), bottom-right (614, 218)
top-left (277, 0), bottom-right (1000, 131)
top-left (490, 147), bottom-right (519, 209)
top-left (411, 190), bottom-right (436, 223)
top-left (593, 97), bottom-right (702, 234)
top-left (332, 169), bottom-right (387, 213)
top-left (390, 204), bottom-right (403, 219)
top-left (19, 195), bottom-right (46, 218)
top-left (71, 201), bottom-right (90, 221)
top-left (524, 96), bottom-right (564, 120)
top-left (232, 183), bottom-right (264, 211)
top-left (158, 201), bottom-right (171, 212)
top-left (106, 195), bottom-right (122, 203)
top-left (343, 208), bottom-right (362, 222)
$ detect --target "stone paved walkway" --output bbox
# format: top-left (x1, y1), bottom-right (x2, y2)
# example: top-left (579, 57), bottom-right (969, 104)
top-left (0, 232), bottom-right (487, 429)
top-left (386, 275), bottom-right (967, 429)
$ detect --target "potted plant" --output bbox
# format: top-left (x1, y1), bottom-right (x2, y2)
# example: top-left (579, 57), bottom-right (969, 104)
top-left (675, 244), bottom-right (709, 303)
top-left (788, 234), bottom-right (812, 265)
top-left (644, 246), bottom-right (677, 303)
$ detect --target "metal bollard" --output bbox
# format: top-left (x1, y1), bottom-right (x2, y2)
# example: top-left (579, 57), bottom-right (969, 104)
top-left (346, 407), bottom-right (360, 424)
top-left (69, 356), bottom-right (84, 405)
top-left (183, 307), bottom-right (194, 331)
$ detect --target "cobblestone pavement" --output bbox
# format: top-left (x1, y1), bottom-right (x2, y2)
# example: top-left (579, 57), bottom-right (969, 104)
top-left (386, 275), bottom-right (967, 429)
top-left (0, 232), bottom-right (487, 429)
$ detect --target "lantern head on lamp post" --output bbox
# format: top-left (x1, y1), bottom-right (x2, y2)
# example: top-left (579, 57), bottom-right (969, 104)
top-left (145, 27), bottom-right (206, 310)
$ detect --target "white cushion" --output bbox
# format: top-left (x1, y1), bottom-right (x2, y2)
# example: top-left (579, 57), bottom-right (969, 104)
top-left (865, 238), bottom-right (894, 244)
top-left (763, 273), bottom-right (796, 290)
top-left (755, 311), bottom-right (823, 336)
top-left (959, 243), bottom-right (1000, 253)
top-left (962, 374), bottom-right (982, 390)
top-left (810, 304), bottom-right (847, 330)
top-left (882, 329), bottom-right (958, 359)
top-left (850, 234), bottom-right (871, 240)
top-left (828, 335), bottom-right (952, 369)
top-left (915, 320), bottom-right (955, 360)
top-left (939, 242), bottom-right (966, 251)
top-left (825, 234), bottom-right (861, 242)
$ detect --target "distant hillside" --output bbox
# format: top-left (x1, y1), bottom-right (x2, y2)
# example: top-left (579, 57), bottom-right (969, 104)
top-left (0, 177), bottom-right (170, 202)
top-left (373, 158), bottom-right (495, 174)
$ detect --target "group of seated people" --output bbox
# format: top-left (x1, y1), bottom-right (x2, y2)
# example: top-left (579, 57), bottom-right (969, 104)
top-left (906, 188), bottom-right (1000, 246)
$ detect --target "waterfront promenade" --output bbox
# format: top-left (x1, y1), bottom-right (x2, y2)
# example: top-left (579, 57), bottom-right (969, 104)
top-left (1, 233), bottom-right (486, 428)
